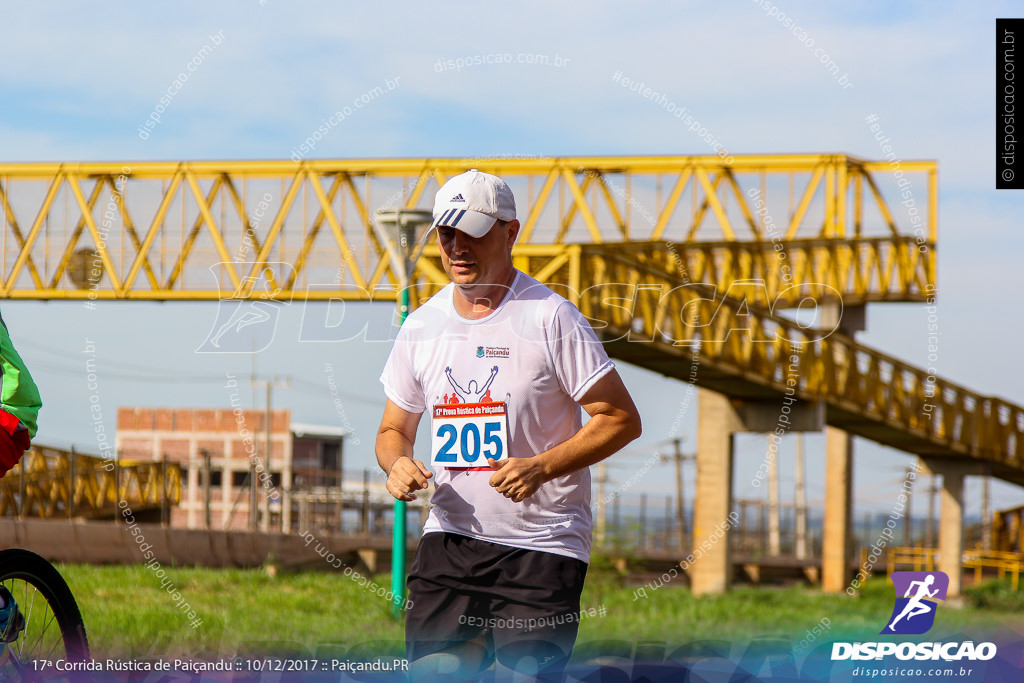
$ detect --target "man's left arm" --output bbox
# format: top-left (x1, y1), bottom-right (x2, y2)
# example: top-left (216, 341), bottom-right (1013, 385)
top-left (487, 369), bottom-right (641, 503)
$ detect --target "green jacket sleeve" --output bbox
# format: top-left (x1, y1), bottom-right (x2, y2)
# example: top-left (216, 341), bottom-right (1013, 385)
top-left (0, 315), bottom-right (41, 438)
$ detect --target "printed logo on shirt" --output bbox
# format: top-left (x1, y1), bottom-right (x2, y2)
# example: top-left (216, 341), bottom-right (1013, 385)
top-left (478, 346), bottom-right (510, 359)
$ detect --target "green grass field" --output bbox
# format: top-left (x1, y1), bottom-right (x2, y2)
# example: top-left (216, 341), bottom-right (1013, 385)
top-left (56, 558), bottom-right (1024, 661)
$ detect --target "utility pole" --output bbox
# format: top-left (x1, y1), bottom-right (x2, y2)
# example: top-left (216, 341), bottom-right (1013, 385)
top-left (926, 474), bottom-right (938, 548)
top-left (248, 458), bottom-right (257, 531)
top-left (904, 464), bottom-right (915, 546)
top-left (673, 439), bottom-right (687, 552)
top-left (613, 495), bottom-right (621, 547)
top-left (794, 434), bottom-right (807, 559)
top-left (639, 493), bottom-right (648, 551)
top-left (983, 462), bottom-right (992, 550)
top-left (768, 435), bottom-right (780, 556)
top-left (202, 449), bottom-right (212, 530)
top-left (657, 440), bottom-right (692, 552)
top-left (251, 376), bottom-right (289, 532)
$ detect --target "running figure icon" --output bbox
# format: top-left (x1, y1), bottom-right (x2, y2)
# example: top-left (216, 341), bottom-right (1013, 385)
top-left (444, 366), bottom-right (499, 403)
top-left (886, 574), bottom-right (939, 632)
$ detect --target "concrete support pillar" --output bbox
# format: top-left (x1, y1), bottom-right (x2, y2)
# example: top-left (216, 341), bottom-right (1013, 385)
top-left (691, 388), bottom-right (824, 595)
top-left (283, 436), bottom-right (294, 534)
top-left (819, 302), bottom-right (866, 336)
top-left (822, 427), bottom-right (853, 593)
top-left (692, 389), bottom-right (742, 595)
top-left (938, 470), bottom-right (964, 596)
top-left (920, 459), bottom-right (974, 597)
top-left (820, 301), bottom-right (859, 594)
top-left (282, 465), bottom-right (293, 534)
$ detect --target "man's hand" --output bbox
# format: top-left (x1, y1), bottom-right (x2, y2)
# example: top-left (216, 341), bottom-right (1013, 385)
top-left (386, 456), bottom-right (433, 502)
top-left (487, 457), bottom-right (547, 503)
top-left (376, 400), bottom-right (427, 501)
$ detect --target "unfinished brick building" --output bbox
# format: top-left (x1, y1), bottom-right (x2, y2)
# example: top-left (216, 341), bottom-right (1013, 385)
top-left (116, 407), bottom-right (346, 532)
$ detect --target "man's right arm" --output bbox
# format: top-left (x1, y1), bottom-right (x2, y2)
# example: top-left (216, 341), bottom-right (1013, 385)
top-left (376, 399), bottom-right (432, 501)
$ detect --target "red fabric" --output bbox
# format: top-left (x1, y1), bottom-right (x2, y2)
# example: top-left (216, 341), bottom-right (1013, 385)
top-left (0, 410), bottom-right (28, 478)
top-left (0, 410), bottom-right (18, 436)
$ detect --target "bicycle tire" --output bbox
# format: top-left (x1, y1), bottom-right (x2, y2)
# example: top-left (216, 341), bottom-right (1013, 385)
top-left (0, 548), bottom-right (90, 677)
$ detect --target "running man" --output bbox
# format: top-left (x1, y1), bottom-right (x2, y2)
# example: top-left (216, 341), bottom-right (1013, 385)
top-left (376, 169), bottom-right (642, 681)
top-left (887, 574), bottom-right (939, 631)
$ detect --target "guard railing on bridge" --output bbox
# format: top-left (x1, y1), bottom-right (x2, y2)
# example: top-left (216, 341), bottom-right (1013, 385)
top-left (887, 546), bottom-right (1023, 589)
top-left (0, 445), bottom-right (181, 520)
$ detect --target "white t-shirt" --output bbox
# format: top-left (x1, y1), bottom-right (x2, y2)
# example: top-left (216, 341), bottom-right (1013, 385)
top-left (379, 271), bottom-right (614, 563)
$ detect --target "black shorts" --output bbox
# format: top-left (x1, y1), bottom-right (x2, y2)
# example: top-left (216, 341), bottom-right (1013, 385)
top-left (405, 532), bottom-right (588, 675)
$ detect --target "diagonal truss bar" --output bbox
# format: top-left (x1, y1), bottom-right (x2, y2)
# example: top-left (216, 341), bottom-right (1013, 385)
top-left (302, 172), bottom-right (367, 290)
top-left (785, 165), bottom-right (824, 240)
top-left (66, 173), bottom-right (125, 295)
top-left (184, 173), bottom-right (242, 295)
top-left (222, 176), bottom-right (265, 263)
top-left (164, 174), bottom-right (226, 291)
top-left (651, 168), bottom-right (693, 240)
top-left (593, 173), bottom-right (629, 240)
top-left (112, 175), bottom-right (161, 291)
top-left (559, 168), bottom-right (603, 243)
top-left (242, 170), bottom-right (306, 296)
top-left (723, 169), bottom-right (761, 240)
top-left (49, 177), bottom-right (107, 289)
top-left (3, 172), bottom-right (62, 293)
top-left (123, 171), bottom-right (183, 292)
top-left (557, 170), bottom-right (599, 243)
top-left (519, 168), bottom-right (559, 243)
top-left (693, 168), bottom-right (734, 240)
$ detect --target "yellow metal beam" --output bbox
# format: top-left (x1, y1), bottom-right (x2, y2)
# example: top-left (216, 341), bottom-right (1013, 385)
top-left (0, 155), bottom-right (935, 303)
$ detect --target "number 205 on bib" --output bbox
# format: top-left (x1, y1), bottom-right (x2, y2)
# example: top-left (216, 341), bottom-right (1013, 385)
top-left (431, 403), bottom-right (509, 468)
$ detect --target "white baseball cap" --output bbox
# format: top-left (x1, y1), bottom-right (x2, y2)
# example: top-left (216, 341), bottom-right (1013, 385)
top-left (431, 169), bottom-right (517, 238)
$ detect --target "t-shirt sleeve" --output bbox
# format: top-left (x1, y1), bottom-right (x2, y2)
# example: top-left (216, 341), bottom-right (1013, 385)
top-left (548, 299), bottom-right (615, 402)
top-left (379, 327), bottom-right (426, 414)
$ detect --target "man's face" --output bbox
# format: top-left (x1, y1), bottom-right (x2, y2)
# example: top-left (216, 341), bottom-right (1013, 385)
top-left (436, 219), bottom-right (519, 289)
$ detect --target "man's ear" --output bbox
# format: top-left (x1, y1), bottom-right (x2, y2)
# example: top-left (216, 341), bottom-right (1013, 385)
top-left (505, 219), bottom-right (521, 248)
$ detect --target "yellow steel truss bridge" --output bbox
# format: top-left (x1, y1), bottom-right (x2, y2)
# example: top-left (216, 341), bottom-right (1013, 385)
top-left (0, 155), bottom-right (933, 304)
top-left (1, 154), bottom-right (1018, 593)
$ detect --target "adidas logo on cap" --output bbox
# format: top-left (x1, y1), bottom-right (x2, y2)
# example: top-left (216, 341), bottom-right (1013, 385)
top-left (431, 169), bottom-right (517, 238)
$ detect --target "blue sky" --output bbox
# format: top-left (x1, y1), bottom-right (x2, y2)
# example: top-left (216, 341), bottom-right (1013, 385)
top-left (1, 1), bottom-right (1021, 522)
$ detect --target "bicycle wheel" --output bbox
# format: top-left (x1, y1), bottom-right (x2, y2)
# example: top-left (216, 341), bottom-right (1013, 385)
top-left (0, 549), bottom-right (89, 680)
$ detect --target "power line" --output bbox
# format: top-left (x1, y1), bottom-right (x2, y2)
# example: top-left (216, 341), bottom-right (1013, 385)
top-left (29, 359), bottom-right (230, 384)
top-left (284, 378), bottom-right (387, 406)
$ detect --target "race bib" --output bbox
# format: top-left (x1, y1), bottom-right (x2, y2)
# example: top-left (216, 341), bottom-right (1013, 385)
top-left (431, 402), bottom-right (509, 468)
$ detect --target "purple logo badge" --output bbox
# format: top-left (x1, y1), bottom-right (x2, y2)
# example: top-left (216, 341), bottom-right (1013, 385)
top-left (881, 571), bottom-right (949, 635)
